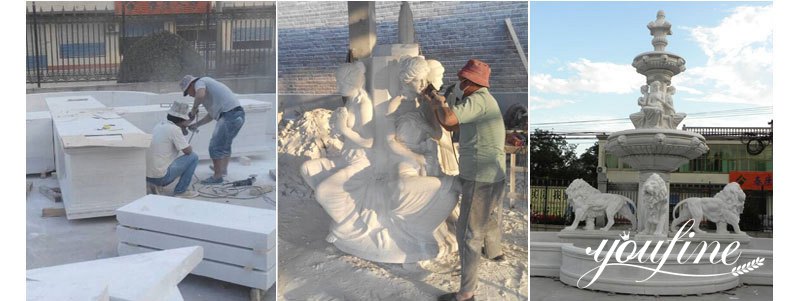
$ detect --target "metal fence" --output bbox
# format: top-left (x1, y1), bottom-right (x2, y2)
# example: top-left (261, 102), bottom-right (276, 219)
top-left (531, 178), bottom-right (773, 233)
top-left (26, 2), bottom-right (275, 86)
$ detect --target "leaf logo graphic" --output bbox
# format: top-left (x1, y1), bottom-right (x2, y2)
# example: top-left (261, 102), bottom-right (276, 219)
top-left (731, 257), bottom-right (765, 276)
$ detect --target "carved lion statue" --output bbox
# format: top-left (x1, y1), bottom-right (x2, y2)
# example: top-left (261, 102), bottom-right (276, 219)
top-left (642, 174), bottom-right (668, 236)
top-left (565, 179), bottom-right (637, 231)
top-left (670, 182), bottom-right (747, 234)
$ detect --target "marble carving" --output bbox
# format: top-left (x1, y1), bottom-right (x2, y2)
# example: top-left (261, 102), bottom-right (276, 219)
top-left (631, 81), bottom-right (686, 129)
top-left (671, 182), bottom-right (747, 234)
top-left (564, 179), bottom-right (637, 231)
top-left (301, 58), bottom-right (460, 263)
top-left (641, 173), bottom-right (669, 236)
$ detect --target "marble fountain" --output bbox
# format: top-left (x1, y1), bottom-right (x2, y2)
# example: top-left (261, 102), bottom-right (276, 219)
top-left (529, 10), bottom-right (773, 295)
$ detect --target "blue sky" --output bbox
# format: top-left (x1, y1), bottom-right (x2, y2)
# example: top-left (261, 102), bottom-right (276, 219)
top-left (530, 1), bottom-right (774, 152)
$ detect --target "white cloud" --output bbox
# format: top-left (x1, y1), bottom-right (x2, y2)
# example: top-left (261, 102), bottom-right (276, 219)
top-left (532, 5), bottom-right (773, 107)
top-left (677, 5), bottom-right (773, 105)
top-left (529, 95), bottom-right (575, 110)
top-left (531, 59), bottom-right (641, 95)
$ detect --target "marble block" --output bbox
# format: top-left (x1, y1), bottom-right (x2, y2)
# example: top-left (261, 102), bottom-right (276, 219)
top-left (116, 195), bottom-right (276, 251)
top-left (113, 99), bottom-right (273, 160)
top-left (116, 195), bottom-right (277, 289)
top-left (26, 246), bottom-right (202, 301)
top-left (117, 225), bottom-right (275, 272)
top-left (47, 96), bottom-right (150, 219)
top-left (27, 278), bottom-right (109, 301)
top-left (26, 111), bottom-right (55, 174)
top-left (119, 243), bottom-right (275, 290)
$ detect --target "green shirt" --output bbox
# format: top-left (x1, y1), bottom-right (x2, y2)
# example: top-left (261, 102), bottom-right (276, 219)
top-left (451, 87), bottom-right (506, 183)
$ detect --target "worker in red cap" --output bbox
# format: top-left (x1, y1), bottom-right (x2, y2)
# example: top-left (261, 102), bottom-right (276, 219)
top-left (423, 59), bottom-right (507, 301)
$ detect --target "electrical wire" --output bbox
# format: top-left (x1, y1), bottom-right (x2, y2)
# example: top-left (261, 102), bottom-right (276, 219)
top-left (190, 174), bottom-right (275, 207)
top-left (531, 106), bottom-right (773, 127)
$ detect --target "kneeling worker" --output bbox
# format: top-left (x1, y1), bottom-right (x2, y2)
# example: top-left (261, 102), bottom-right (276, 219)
top-left (145, 101), bottom-right (200, 198)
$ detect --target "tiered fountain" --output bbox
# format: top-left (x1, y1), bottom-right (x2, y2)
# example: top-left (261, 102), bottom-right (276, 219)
top-left (531, 11), bottom-right (773, 295)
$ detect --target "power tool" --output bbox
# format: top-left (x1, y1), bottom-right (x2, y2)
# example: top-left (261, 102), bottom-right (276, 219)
top-left (229, 175), bottom-right (257, 187)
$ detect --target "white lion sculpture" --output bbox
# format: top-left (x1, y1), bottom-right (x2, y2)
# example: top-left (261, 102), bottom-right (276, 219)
top-left (565, 179), bottom-right (637, 231)
top-left (641, 173), bottom-right (669, 236)
top-left (671, 182), bottom-right (747, 234)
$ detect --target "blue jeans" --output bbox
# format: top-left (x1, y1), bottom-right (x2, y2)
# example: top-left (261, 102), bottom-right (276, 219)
top-left (209, 108), bottom-right (245, 159)
top-left (146, 152), bottom-right (199, 194)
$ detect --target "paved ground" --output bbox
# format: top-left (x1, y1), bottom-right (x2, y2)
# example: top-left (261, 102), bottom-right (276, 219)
top-left (531, 277), bottom-right (772, 301)
top-left (26, 156), bottom-right (276, 301)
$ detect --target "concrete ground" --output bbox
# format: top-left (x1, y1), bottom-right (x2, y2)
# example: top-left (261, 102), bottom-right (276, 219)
top-left (26, 155), bottom-right (277, 301)
top-left (531, 277), bottom-right (772, 301)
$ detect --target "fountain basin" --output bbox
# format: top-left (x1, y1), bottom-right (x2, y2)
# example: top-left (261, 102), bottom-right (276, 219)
top-left (530, 231), bottom-right (773, 294)
top-left (559, 244), bottom-right (740, 295)
top-left (606, 128), bottom-right (709, 171)
top-left (632, 51), bottom-right (686, 84)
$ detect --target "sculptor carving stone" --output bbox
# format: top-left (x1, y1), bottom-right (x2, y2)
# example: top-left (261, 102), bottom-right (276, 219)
top-left (671, 182), bottom-right (747, 234)
top-left (301, 57), bottom-right (460, 263)
top-left (564, 179), bottom-right (637, 231)
top-left (641, 174), bottom-right (668, 236)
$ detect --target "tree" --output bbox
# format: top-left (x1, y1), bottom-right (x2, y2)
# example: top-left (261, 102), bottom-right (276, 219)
top-left (576, 142), bottom-right (599, 183)
top-left (530, 130), bottom-right (598, 183)
top-left (118, 31), bottom-right (205, 83)
top-left (530, 129), bottom-right (577, 180)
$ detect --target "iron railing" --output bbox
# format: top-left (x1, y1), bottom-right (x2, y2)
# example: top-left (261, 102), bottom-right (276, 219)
top-left (531, 179), bottom-right (772, 234)
top-left (26, 2), bottom-right (275, 86)
top-left (683, 126), bottom-right (772, 138)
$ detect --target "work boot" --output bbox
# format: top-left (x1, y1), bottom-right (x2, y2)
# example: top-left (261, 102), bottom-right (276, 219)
top-left (200, 176), bottom-right (224, 185)
top-left (482, 247), bottom-right (505, 262)
top-left (208, 165), bottom-right (227, 177)
top-left (147, 183), bottom-right (164, 195)
top-left (174, 190), bottom-right (200, 198)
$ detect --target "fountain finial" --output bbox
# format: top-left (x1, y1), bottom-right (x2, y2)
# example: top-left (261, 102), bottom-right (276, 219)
top-left (647, 10), bottom-right (672, 51)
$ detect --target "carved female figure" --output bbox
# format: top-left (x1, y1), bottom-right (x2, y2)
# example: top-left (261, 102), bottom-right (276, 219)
top-left (300, 61), bottom-right (375, 242)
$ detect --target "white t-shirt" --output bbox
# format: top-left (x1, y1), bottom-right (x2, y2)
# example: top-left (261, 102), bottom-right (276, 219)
top-left (193, 77), bottom-right (241, 120)
top-left (146, 120), bottom-right (190, 178)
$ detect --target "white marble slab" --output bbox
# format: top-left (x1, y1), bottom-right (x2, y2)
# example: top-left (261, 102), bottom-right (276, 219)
top-left (119, 243), bottom-right (275, 290)
top-left (26, 111), bottom-right (55, 174)
top-left (27, 246), bottom-right (202, 301)
top-left (116, 195), bottom-right (276, 251)
top-left (27, 278), bottom-right (109, 301)
top-left (46, 96), bottom-right (150, 219)
top-left (117, 225), bottom-right (275, 271)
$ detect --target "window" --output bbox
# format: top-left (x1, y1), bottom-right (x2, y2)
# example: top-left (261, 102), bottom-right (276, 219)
top-left (26, 55), bottom-right (47, 70)
top-left (605, 153), bottom-right (619, 169)
top-left (232, 27), bottom-right (269, 49)
top-left (124, 22), bottom-right (163, 37)
top-left (59, 43), bottom-right (105, 58)
top-left (678, 144), bottom-right (772, 173)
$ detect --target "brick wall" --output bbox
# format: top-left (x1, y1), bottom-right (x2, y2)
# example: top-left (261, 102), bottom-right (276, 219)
top-left (278, 1), bottom-right (528, 94)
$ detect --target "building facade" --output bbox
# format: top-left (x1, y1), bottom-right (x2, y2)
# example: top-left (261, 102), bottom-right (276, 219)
top-left (26, 1), bottom-right (276, 84)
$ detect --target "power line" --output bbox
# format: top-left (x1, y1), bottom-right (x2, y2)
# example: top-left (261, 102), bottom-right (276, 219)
top-left (531, 106), bottom-right (773, 126)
